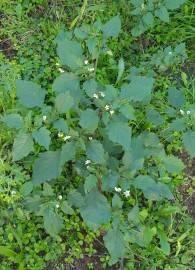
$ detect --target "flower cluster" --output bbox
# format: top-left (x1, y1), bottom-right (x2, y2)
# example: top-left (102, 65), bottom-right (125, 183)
top-left (114, 187), bottom-right (130, 198)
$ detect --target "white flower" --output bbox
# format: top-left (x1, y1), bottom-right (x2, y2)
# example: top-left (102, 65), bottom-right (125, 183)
top-left (100, 92), bottom-right (105, 97)
top-left (110, 110), bottom-right (115, 115)
top-left (180, 109), bottom-right (185, 115)
top-left (141, 3), bottom-right (145, 10)
top-left (56, 62), bottom-right (60, 66)
top-left (105, 104), bottom-right (110, 111)
top-left (58, 132), bottom-right (64, 138)
top-left (123, 190), bottom-right (130, 198)
top-left (93, 93), bottom-right (99, 99)
top-left (63, 135), bottom-right (71, 141)
top-left (114, 187), bottom-right (121, 193)
top-left (42, 115), bottom-right (47, 122)
top-left (59, 68), bottom-right (64, 73)
top-left (88, 67), bottom-right (95, 72)
top-left (86, 166), bottom-right (90, 170)
top-left (11, 190), bottom-right (16, 196)
top-left (58, 195), bottom-right (63, 200)
top-left (168, 51), bottom-right (172, 55)
top-left (85, 160), bottom-right (91, 165)
top-left (186, 110), bottom-right (191, 115)
top-left (89, 137), bottom-right (93, 141)
top-left (106, 50), bottom-right (113, 56)
top-left (84, 60), bottom-right (88, 65)
top-left (56, 203), bottom-right (60, 209)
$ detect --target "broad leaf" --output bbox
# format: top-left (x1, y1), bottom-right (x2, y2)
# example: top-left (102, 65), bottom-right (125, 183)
top-left (43, 208), bottom-right (63, 237)
top-left (119, 104), bottom-right (135, 120)
top-left (142, 12), bottom-right (154, 26)
top-left (116, 58), bottom-right (125, 83)
top-left (112, 194), bottom-right (123, 209)
top-left (183, 131), bottom-right (195, 157)
top-left (53, 118), bottom-right (69, 133)
top-left (84, 174), bottom-right (98, 193)
top-left (55, 92), bottom-right (74, 114)
top-left (61, 201), bottom-right (74, 215)
top-left (1, 114), bottom-right (23, 129)
top-left (128, 204), bottom-right (140, 224)
top-left (102, 15), bottom-right (121, 38)
top-left (20, 182), bottom-right (33, 197)
top-left (168, 87), bottom-right (185, 107)
top-left (12, 133), bottom-right (34, 161)
top-left (158, 230), bottom-right (170, 255)
top-left (52, 73), bottom-right (80, 93)
top-left (79, 109), bottom-right (99, 132)
top-left (107, 122), bottom-right (131, 150)
top-left (86, 140), bottom-right (106, 164)
top-left (67, 189), bottom-right (85, 208)
top-left (16, 80), bottom-right (45, 108)
top-left (146, 109), bottom-right (164, 126)
top-left (102, 171), bottom-right (119, 191)
top-left (60, 142), bottom-right (76, 165)
top-left (83, 79), bottom-right (98, 98)
top-left (80, 189), bottom-right (111, 229)
top-left (163, 155), bottom-right (185, 173)
top-left (164, 0), bottom-right (186, 10)
top-left (155, 6), bottom-right (169, 22)
top-left (32, 127), bottom-right (51, 150)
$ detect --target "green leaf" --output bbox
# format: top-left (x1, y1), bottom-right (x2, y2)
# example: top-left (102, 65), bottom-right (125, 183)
top-left (158, 230), bottom-right (170, 255)
top-left (53, 118), bottom-right (69, 133)
top-left (146, 109), bottom-right (164, 126)
top-left (107, 122), bottom-right (131, 150)
top-left (0, 246), bottom-right (18, 261)
top-left (116, 58), bottom-right (125, 83)
top-left (32, 151), bottom-right (61, 184)
top-left (16, 80), bottom-right (45, 108)
top-left (164, 0), bottom-right (186, 10)
top-left (163, 156), bottom-right (185, 173)
top-left (43, 208), bottom-right (63, 237)
top-left (79, 109), bottom-right (99, 132)
top-left (42, 183), bottom-right (54, 197)
top-left (84, 174), bottom-right (98, 193)
top-left (80, 189), bottom-right (111, 229)
top-left (155, 6), bottom-right (169, 22)
top-left (183, 131), bottom-right (195, 157)
top-left (60, 142), bottom-right (76, 165)
top-left (32, 127), bottom-right (51, 150)
top-left (20, 182), bottom-right (33, 197)
top-left (56, 39), bottom-right (84, 70)
top-left (52, 73), bottom-right (80, 94)
top-left (119, 104), bottom-right (135, 120)
top-left (102, 172), bottom-right (119, 192)
top-left (83, 79), bottom-right (98, 98)
top-left (128, 204), bottom-right (139, 223)
top-left (142, 12), bottom-right (154, 26)
top-left (168, 87), bottom-right (185, 107)
top-left (67, 189), bottom-right (85, 208)
top-left (103, 227), bottom-right (126, 265)
top-left (112, 194), bottom-right (123, 209)
top-left (102, 15), bottom-right (121, 38)
top-left (55, 92), bottom-right (74, 114)
top-left (121, 76), bottom-right (155, 102)
top-left (133, 175), bottom-right (174, 201)
top-left (61, 201), bottom-right (74, 215)
top-left (86, 140), bottom-right (106, 164)
top-left (12, 133), bottom-right (34, 161)
top-left (1, 114), bottom-right (23, 129)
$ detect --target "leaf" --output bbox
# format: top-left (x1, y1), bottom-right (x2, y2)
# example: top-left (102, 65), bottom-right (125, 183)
top-left (103, 228), bottom-right (126, 265)
top-left (43, 208), bottom-right (63, 237)
top-left (16, 80), bottom-right (45, 108)
top-left (133, 175), bottom-right (174, 201)
top-left (107, 122), bottom-right (132, 150)
top-left (163, 156), bottom-right (185, 173)
top-left (42, 183), bottom-right (54, 197)
top-left (86, 140), bottom-right (106, 164)
top-left (158, 230), bottom-right (170, 255)
top-left (83, 79), bottom-right (98, 98)
top-left (79, 109), bottom-right (99, 132)
top-left (52, 73), bottom-right (80, 94)
top-left (0, 246), bottom-right (18, 261)
top-left (32, 151), bottom-right (61, 184)
top-left (119, 104), bottom-right (135, 120)
top-left (84, 174), bottom-right (98, 193)
top-left (67, 189), bottom-right (85, 208)
top-left (80, 189), bottom-right (111, 229)
top-left (32, 127), bottom-right (51, 150)
top-left (183, 131), bottom-right (195, 157)
top-left (128, 204), bottom-right (139, 223)
top-left (61, 201), bottom-right (74, 215)
top-left (20, 182), bottom-right (33, 197)
top-left (169, 118), bottom-right (186, 131)
top-left (142, 12), bottom-right (154, 26)
top-left (116, 58), bottom-right (125, 83)
top-left (1, 114), bottom-right (23, 129)
top-left (55, 92), bottom-right (74, 114)
top-left (168, 87), bottom-right (185, 107)
top-left (112, 194), bottom-right (123, 209)
top-left (53, 118), bottom-right (69, 133)
top-left (146, 109), bottom-right (164, 126)
top-left (12, 133), bottom-right (34, 161)
top-left (102, 172), bottom-right (119, 192)
top-left (120, 76), bottom-right (155, 102)
top-left (155, 6), bottom-right (169, 22)
top-left (60, 142), bottom-right (76, 165)
top-left (102, 15), bottom-right (121, 38)
top-left (56, 39), bottom-right (84, 70)
top-left (164, 0), bottom-right (186, 10)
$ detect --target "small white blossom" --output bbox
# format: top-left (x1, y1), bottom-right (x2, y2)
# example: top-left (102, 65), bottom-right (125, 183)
top-left (105, 104), bottom-right (110, 111)
top-left (186, 110), bottom-right (191, 115)
top-left (63, 135), bottom-right (71, 141)
top-left (86, 166), bottom-right (90, 170)
top-left (100, 92), bottom-right (105, 97)
top-left (58, 195), bottom-right (63, 200)
top-left (85, 160), bottom-right (91, 165)
top-left (106, 50), bottom-right (113, 56)
top-left (59, 68), bottom-right (65, 73)
top-left (110, 110), bottom-right (115, 115)
top-left (89, 137), bottom-right (93, 141)
top-left (84, 60), bottom-right (88, 65)
top-left (93, 93), bottom-right (99, 99)
top-left (114, 187), bottom-right (121, 193)
top-left (56, 203), bottom-right (60, 209)
top-left (180, 109), bottom-right (185, 115)
top-left (168, 51), bottom-right (172, 55)
top-left (88, 67), bottom-right (95, 72)
top-left (141, 3), bottom-right (145, 10)
top-left (42, 115), bottom-right (47, 122)
top-left (11, 190), bottom-right (16, 196)
top-left (58, 132), bottom-right (64, 138)
top-left (124, 190), bottom-right (130, 198)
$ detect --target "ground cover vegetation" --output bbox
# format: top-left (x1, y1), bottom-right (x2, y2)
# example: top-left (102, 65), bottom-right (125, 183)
top-left (0, 0), bottom-right (194, 269)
